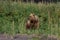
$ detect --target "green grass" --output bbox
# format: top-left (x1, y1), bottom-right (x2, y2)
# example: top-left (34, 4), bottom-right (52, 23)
top-left (0, 1), bottom-right (60, 37)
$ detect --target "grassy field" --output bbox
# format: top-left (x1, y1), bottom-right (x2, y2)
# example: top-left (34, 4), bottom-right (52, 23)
top-left (0, 1), bottom-right (60, 38)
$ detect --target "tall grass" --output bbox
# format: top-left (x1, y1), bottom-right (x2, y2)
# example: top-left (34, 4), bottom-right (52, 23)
top-left (0, 1), bottom-right (60, 37)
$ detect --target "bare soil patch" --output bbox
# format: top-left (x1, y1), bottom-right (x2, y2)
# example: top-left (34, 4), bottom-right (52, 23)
top-left (0, 34), bottom-right (59, 40)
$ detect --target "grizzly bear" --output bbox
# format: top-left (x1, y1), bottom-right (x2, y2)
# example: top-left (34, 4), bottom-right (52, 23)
top-left (26, 13), bottom-right (39, 29)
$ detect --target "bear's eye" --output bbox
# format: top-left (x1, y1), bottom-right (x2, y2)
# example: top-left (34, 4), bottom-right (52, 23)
top-left (33, 14), bottom-right (35, 16)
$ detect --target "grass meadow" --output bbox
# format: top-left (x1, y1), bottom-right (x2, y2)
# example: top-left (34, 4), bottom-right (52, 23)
top-left (0, 1), bottom-right (60, 38)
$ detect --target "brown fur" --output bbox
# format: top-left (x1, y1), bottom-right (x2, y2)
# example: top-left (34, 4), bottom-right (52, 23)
top-left (26, 13), bottom-right (39, 29)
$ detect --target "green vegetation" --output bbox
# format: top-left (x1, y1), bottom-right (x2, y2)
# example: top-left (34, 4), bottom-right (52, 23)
top-left (0, 1), bottom-right (60, 37)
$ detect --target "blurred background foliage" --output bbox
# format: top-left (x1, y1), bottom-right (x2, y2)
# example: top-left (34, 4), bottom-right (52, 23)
top-left (0, 1), bottom-right (60, 38)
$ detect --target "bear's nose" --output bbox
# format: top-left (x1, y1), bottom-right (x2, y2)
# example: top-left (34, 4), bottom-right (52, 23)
top-left (31, 21), bottom-right (34, 23)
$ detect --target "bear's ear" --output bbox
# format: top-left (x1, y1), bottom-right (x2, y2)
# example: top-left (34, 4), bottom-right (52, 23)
top-left (30, 13), bottom-right (33, 16)
top-left (32, 13), bottom-right (35, 16)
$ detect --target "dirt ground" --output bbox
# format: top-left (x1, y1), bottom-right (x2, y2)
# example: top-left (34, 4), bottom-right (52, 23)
top-left (0, 34), bottom-right (59, 40)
